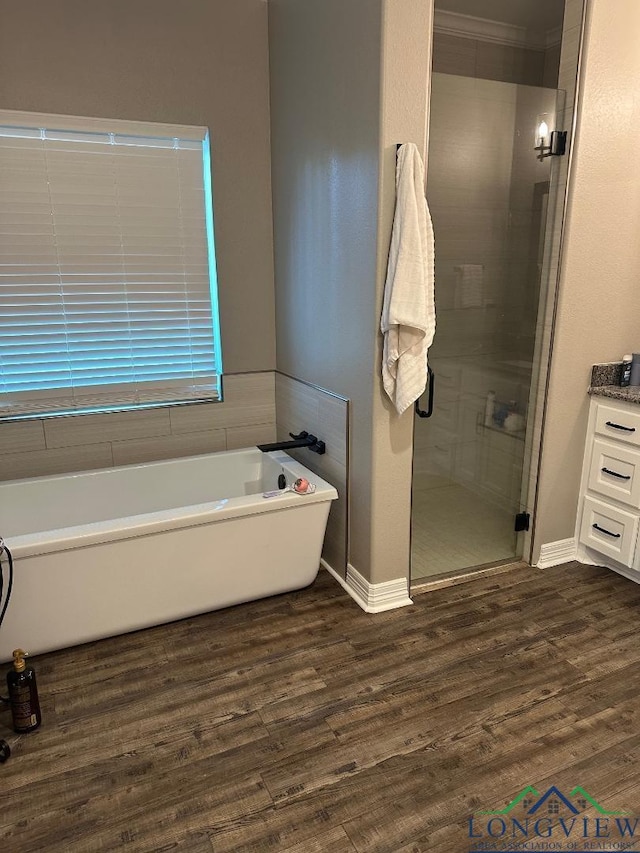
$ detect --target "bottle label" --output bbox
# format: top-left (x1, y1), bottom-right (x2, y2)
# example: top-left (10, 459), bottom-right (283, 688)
top-left (9, 684), bottom-right (36, 729)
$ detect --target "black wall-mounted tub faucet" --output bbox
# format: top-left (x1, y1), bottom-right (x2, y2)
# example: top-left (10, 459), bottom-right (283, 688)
top-left (257, 430), bottom-right (326, 455)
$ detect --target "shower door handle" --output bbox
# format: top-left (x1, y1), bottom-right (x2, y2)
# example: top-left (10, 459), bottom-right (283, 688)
top-left (415, 366), bottom-right (435, 419)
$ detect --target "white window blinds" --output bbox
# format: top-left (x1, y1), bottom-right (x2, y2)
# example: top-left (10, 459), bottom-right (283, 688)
top-left (0, 111), bottom-right (222, 419)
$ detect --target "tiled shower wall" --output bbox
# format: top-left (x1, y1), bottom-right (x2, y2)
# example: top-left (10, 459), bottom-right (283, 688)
top-left (0, 372), bottom-right (276, 481)
top-left (504, 84), bottom-right (559, 362)
top-left (428, 0), bottom-right (586, 560)
top-left (432, 32), bottom-right (560, 88)
top-left (426, 73), bottom-right (523, 361)
top-left (429, 0), bottom-right (580, 370)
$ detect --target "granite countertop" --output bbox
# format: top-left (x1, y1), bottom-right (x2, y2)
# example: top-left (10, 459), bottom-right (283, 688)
top-left (588, 362), bottom-right (640, 404)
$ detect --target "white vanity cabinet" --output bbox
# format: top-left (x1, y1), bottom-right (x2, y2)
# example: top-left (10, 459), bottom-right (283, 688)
top-left (577, 396), bottom-right (640, 576)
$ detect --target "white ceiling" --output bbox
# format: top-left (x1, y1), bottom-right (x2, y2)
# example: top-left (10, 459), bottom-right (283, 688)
top-left (435, 0), bottom-right (565, 32)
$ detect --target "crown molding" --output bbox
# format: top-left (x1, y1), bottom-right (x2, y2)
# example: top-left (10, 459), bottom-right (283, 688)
top-left (433, 9), bottom-right (561, 51)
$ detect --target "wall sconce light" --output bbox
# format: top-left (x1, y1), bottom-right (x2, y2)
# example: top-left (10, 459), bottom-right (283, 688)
top-left (536, 119), bottom-right (549, 143)
top-left (534, 117), bottom-right (567, 161)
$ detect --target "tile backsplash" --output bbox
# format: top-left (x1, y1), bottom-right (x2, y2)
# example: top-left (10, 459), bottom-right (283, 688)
top-left (0, 372), bottom-right (276, 481)
top-left (275, 373), bottom-right (349, 577)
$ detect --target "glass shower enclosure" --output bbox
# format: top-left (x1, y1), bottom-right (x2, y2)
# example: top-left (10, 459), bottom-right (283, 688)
top-left (411, 73), bottom-right (565, 582)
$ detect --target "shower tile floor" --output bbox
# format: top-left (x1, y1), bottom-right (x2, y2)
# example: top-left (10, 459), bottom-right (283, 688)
top-left (411, 479), bottom-right (517, 581)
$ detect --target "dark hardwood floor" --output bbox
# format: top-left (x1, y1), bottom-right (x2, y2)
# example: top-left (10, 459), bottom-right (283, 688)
top-left (2, 562), bottom-right (640, 852)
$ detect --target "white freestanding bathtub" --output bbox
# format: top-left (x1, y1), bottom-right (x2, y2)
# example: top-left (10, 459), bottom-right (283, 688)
top-left (0, 448), bottom-right (337, 662)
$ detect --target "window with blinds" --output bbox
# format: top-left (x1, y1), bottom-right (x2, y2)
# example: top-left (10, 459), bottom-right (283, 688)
top-left (0, 110), bottom-right (222, 420)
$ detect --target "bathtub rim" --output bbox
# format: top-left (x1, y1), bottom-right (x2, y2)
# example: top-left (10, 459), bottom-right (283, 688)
top-left (4, 448), bottom-right (338, 559)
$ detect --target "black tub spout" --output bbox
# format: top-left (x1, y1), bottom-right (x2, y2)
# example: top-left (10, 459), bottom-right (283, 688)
top-left (258, 430), bottom-right (326, 455)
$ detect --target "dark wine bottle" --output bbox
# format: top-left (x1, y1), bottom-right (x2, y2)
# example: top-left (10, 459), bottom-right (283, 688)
top-left (7, 649), bottom-right (42, 734)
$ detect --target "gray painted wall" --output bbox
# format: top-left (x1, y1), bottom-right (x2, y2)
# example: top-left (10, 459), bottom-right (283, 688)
top-left (0, 0), bottom-right (276, 374)
top-left (269, 0), bottom-right (383, 578)
top-left (270, 0), bottom-right (432, 583)
top-left (371, 0), bottom-right (432, 583)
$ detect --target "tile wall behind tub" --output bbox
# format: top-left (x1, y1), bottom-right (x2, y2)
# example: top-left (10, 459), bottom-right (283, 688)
top-left (0, 372), bottom-right (276, 481)
top-left (275, 373), bottom-right (349, 578)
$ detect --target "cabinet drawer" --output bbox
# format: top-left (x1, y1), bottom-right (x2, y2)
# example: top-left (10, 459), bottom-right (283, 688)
top-left (588, 439), bottom-right (640, 508)
top-left (595, 403), bottom-right (640, 447)
top-left (579, 496), bottom-right (639, 566)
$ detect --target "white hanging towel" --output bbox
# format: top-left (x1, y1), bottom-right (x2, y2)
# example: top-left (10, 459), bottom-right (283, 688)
top-left (381, 143), bottom-right (436, 415)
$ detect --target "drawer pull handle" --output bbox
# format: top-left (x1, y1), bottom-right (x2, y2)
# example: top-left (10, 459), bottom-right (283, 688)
top-left (602, 467), bottom-right (632, 480)
top-left (605, 421), bottom-right (636, 432)
top-left (592, 523), bottom-right (621, 539)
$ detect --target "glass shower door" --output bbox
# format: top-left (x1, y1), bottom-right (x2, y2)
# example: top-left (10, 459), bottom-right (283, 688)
top-left (411, 74), bottom-right (565, 582)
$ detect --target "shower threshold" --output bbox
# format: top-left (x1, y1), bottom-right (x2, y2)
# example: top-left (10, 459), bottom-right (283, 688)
top-left (410, 558), bottom-right (529, 596)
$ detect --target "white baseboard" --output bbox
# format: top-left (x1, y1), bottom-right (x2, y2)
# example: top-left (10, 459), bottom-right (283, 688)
top-left (321, 559), bottom-right (413, 613)
top-left (537, 537), bottom-right (577, 568)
